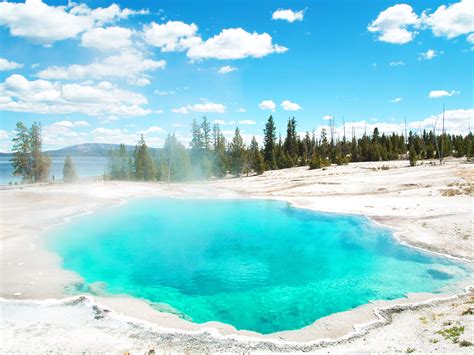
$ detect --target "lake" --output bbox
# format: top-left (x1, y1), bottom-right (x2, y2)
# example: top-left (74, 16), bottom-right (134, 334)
top-left (0, 156), bottom-right (108, 185)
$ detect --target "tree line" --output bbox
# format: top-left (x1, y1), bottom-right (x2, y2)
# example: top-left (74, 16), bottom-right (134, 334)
top-left (107, 115), bottom-right (474, 182)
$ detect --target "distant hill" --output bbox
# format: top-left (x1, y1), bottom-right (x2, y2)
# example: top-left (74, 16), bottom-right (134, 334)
top-left (0, 143), bottom-right (162, 157)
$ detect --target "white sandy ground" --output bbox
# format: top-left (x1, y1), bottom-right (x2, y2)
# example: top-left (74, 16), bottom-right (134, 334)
top-left (0, 158), bottom-right (473, 353)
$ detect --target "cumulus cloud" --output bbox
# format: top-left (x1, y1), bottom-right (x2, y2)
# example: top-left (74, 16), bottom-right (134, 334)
top-left (51, 120), bottom-right (90, 128)
top-left (391, 97), bottom-right (403, 103)
top-left (36, 50), bottom-right (165, 85)
top-left (281, 100), bottom-right (302, 111)
top-left (0, 74), bottom-right (151, 117)
top-left (418, 49), bottom-right (441, 60)
top-left (0, 57), bottom-right (23, 71)
top-left (172, 102), bottom-right (226, 114)
top-left (421, 0), bottom-right (474, 39)
top-left (367, 4), bottom-right (419, 44)
top-left (429, 90), bottom-right (460, 98)
top-left (143, 20), bottom-right (198, 52)
top-left (322, 115), bottom-right (334, 120)
top-left (187, 28), bottom-right (287, 60)
top-left (143, 126), bottom-right (164, 133)
top-left (238, 120), bottom-right (256, 125)
top-left (0, 0), bottom-right (147, 45)
top-left (81, 26), bottom-right (132, 51)
top-left (258, 100), bottom-right (276, 111)
top-left (218, 65), bottom-right (238, 74)
top-left (272, 9), bottom-right (304, 23)
top-left (368, 1), bottom-right (473, 45)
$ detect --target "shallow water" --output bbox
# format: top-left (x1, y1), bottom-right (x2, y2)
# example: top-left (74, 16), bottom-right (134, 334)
top-left (47, 198), bottom-right (472, 334)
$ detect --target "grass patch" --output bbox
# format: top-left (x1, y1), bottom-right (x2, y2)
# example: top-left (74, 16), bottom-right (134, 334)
top-left (437, 326), bottom-right (465, 343)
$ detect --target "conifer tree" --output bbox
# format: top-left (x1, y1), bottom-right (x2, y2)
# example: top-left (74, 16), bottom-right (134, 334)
top-left (283, 117), bottom-right (298, 165)
top-left (11, 122), bottom-right (32, 182)
top-left (63, 154), bottom-right (78, 182)
top-left (11, 121), bottom-right (50, 182)
top-left (229, 127), bottom-right (245, 176)
top-left (409, 145), bottom-right (417, 166)
top-left (133, 135), bottom-right (156, 181)
top-left (263, 115), bottom-right (277, 169)
top-left (249, 136), bottom-right (265, 175)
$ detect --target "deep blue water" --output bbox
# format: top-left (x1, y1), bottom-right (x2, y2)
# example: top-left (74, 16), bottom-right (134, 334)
top-left (0, 156), bottom-right (107, 184)
top-left (47, 198), bottom-right (472, 334)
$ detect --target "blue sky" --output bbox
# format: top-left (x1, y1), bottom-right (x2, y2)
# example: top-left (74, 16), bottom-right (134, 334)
top-left (0, 0), bottom-right (473, 151)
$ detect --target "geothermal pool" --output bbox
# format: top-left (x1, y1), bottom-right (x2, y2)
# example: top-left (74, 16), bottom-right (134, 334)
top-left (47, 198), bottom-right (471, 334)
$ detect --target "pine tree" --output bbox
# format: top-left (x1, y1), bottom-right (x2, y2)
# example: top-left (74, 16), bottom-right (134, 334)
top-left (263, 115), bottom-right (277, 169)
top-left (133, 134), bottom-right (156, 181)
top-left (212, 123), bottom-right (228, 177)
top-left (283, 117), bottom-right (298, 164)
top-left (201, 116), bottom-right (211, 151)
top-left (10, 121), bottom-right (50, 183)
top-left (11, 122), bottom-right (32, 182)
top-left (29, 122), bottom-right (50, 182)
top-left (63, 155), bottom-right (78, 182)
top-left (249, 136), bottom-right (265, 175)
top-left (229, 127), bottom-right (245, 176)
top-left (409, 145), bottom-right (417, 166)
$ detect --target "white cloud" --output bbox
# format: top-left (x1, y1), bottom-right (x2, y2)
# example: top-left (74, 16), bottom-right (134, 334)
top-left (218, 65), bottom-right (238, 74)
top-left (389, 61), bottom-right (405, 66)
top-left (37, 50), bottom-right (165, 85)
top-left (368, 4), bottom-right (419, 44)
top-left (391, 97), bottom-right (403, 103)
top-left (0, 57), bottom-right (23, 71)
top-left (323, 115), bottom-right (334, 120)
top-left (0, 74), bottom-right (151, 117)
top-left (143, 126), bottom-right (164, 133)
top-left (143, 20), bottom-right (198, 52)
top-left (0, 129), bottom-right (9, 138)
top-left (238, 120), bottom-right (256, 125)
top-left (172, 102), bottom-right (226, 114)
top-left (81, 26), bottom-right (132, 51)
top-left (468, 33), bottom-right (474, 43)
top-left (258, 100), bottom-right (276, 111)
top-left (213, 119), bottom-right (227, 125)
top-left (418, 49), bottom-right (441, 60)
top-left (429, 90), bottom-right (460, 98)
top-left (51, 120), bottom-right (89, 128)
top-left (0, 0), bottom-right (146, 45)
top-left (154, 89), bottom-right (175, 95)
top-left (272, 9), bottom-right (304, 23)
top-left (187, 28), bottom-right (287, 60)
top-left (281, 100), bottom-right (302, 111)
top-left (172, 107), bottom-right (189, 114)
top-left (143, 20), bottom-right (287, 61)
top-left (236, 108), bottom-right (247, 113)
top-left (368, 1), bottom-right (474, 45)
top-left (422, 0), bottom-right (474, 39)
top-left (171, 123), bottom-right (185, 128)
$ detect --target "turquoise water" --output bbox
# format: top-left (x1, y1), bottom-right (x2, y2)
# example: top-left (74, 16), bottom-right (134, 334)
top-left (47, 198), bottom-right (471, 334)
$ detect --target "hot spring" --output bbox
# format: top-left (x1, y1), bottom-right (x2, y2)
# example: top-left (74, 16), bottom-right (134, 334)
top-left (47, 198), bottom-right (471, 334)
